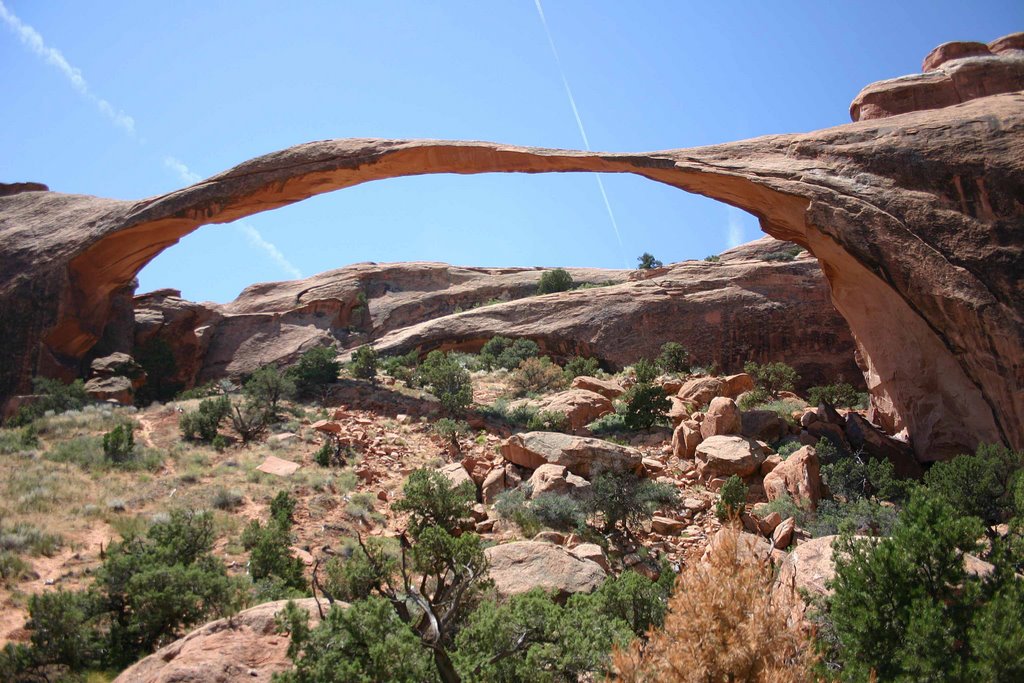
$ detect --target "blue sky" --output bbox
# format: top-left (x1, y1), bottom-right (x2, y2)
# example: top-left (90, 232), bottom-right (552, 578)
top-left (2, 1), bottom-right (1021, 303)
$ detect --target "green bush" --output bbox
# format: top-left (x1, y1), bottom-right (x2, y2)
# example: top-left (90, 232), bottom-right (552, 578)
top-left (715, 474), bottom-right (748, 521)
top-left (102, 423), bottom-right (135, 463)
top-left (821, 445), bottom-right (909, 504)
top-left (923, 443), bottom-right (1023, 528)
top-left (636, 252), bottom-right (663, 270)
top-left (531, 493), bottom-right (587, 531)
top-left (380, 350), bottom-right (419, 384)
top-left (241, 492), bottom-right (306, 593)
top-left (392, 468), bottom-right (475, 536)
top-left (621, 383), bottom-right (670, 431)
top-left (537, 268), bottom-right (574, 294)
top-left (287, 346), bottom-right (340, 398)
top-left (211, 488), bottom-right (244, 511)
top-left (228, 399), bottom-right (269, 444)
top-left (179, 394), bottom-right (230, 442)
top-left (349, 345), bottom-right (379, 381)
top-left (563, 355), bottom-right (600, 380)
top-left (703, 254), bottom-right (720, 262)
top-left (827, 489), bottom-right (1024, 680)
top-left (806, 382), bottom-right (861, 408)
top-left (243, 365), bottom-right (295, 417)
top-left (6, 377), bottom-right (90, 427)
top-left (775, 440), bottom-right (802, 459)
top-left (493, 487), bottom-right (541, 537)
top-left (583, 470), bottom-right (678, 534)
top-left (526, 409), bottom-right (569, 432)
top-left (807, 497), bottom-right (898, 538)
top-left (509, 357), bottom-right (566, 397)
top-left (0, 424), bottom-right (38, 454)
top-left (479, 336), bottom-right (541, 371)
top-left (657, 342), bottom-right (689, 374)
top-left (632, 357), bottom-right (660, 384)
top-left (417, 351), bottom-right (474, 414)
top-left (742, 360), bottom-right (799, 398)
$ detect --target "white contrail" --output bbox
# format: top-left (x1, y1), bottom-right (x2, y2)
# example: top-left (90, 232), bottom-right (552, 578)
top-left (727, 206), bottom-right (745, 248)
top-left (0, 1), bottom-right (135, 134)
top-left (164, 158), bottom-right (303, 280)
top-left (534, 0), bottom-right (626, 266)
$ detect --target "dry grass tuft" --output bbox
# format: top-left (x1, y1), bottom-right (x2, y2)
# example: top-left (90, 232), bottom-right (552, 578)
top-left (613, 527), bottom-right (815, 683)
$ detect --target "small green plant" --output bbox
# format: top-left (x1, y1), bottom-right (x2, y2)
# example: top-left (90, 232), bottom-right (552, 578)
top-left (526, 410), bottom-right (569, 432)
top-left (637, 252), bottom-right (663, 270)
top-left (775, 440), bottom-right (802, 459)
top-left (349, 345), bottom-right (379, 381)
top-left (494, 487), bottom-right (541, 537)
top-left (287, 346), bottom-right (340, 399)
top-left (657, 342), bottom-right (689, 374)
top-left (211, 487), bottom-right (244, 510)
top-left (743, 360), bottom-right (799, 398)
top-left (531, 494), bottom-right (587, 531)
top-left (416, 351), bottom-right (474, 414)
top-left (6, 377), bottom-right (90, 427)
top-left (101, 422), bottom-right (136, 464)
top-left (563, 355), bottom-right (600, 379)
top-left (241, 492), bottom-right (306, 593)
top-left (584, 470), bottom-right (678, 535)
top-left (632, 357), bottom-right (660, 384)
top-left (509, 357), bottom-right (566, 397)
top-left (179, 395), bottom-right (231, 442)
top-left (806, 382), bottom-right (861, 408)
top-left (243, 365), bottom-right (296, 417)
top-left (621, 383), bottom-right (670, 431)
top-left (716, 474), bottom-right (748, 521)
top-left (703, 254), bottom-right (720, 262)
top-left (380, 350), bottom-right (420, 385)
top-left (537, 268), bottom-right (574, 294)
top-left (479, 336), bottom-right (541, 371)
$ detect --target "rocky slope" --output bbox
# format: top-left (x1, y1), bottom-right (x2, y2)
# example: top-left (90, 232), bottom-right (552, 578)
top-left (2, 33), bottom-right (1022, 461)
top-left (134, 236), bottom-right (858, 389)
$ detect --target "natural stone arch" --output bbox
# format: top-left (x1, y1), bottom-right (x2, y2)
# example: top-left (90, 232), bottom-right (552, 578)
top-left (1, 93), bottom-right (1022, 461)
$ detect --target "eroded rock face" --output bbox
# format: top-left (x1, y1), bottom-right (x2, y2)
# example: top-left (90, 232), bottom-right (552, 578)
top-left (500, 431), bottom-right (644, 478)
top-left (1, 36), bottom-right (1021, 461)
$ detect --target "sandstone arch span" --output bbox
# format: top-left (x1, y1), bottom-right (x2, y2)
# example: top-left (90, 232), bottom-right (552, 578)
top-left (1, 92), bottom-right (1022, 461)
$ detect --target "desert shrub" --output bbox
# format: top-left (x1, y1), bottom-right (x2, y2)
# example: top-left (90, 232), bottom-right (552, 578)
top-left (179, 394), bottom-right (230, 442)
top-left (636, 252), bottom-right (663, 270)
top-left (657, 342), bottom-right (689, 374)
top-left (621, 383), bottom-right (670, 431)
top-left (509, 357), bottom-right (566, 397)
top-left (821, 445), bottom-right (909, 504)
top-left (0, 425), bottom-right (38, 454)
top-left (287, 346), bottom-right (340, 398)
top-left (393, 468), bottom-right (474, 536)
top-left (531, 493), bottom-right (587, 531)
top-left (493, 487), bottom-right (540, 537)
top-left (537, 268), bottom-right (574, 294)
top-left (321, 537), bottom-right (399, 603)
top-left (102, 422), bottom-right (136, 464)
top-left (760, 493), bottom-right (809, 527)
top-left (479, 336), bottom-right (540, 371)
top-left (737, 386), bottom-right (771, 411)
top-left (563, 355), bottom-right (601, 379)
top-left (826, 488), bottom-right (1024, 680)
top-left (6, 509), bottom-right (240, 677)
top-left (228, 399), bottom-right (269, 444)
top-left (613, 528), bottom-right (815, 682)
top-left (632, 357), bottom-right (659, 384)
top-left (526, 409), bottom-right (569, 432)
top-left (806, 497), bottom-right (898, 538)
top-left (775, 441), bottom-right (801, 459)
top-left (243, 365), bottom-right (295, 417)
top-left (6, 377), bottom-right (90, 427)
top-left (703, 254), bottom-right (720, 262)
top-left (417, 350), bottom-right (474, 414)
top-left (349, 345), bottom-right (378, 381)
top-left (923, 442), bottom-right (1023, 528)
top-left (380, 350), bottom-right (420, 385)
top-left (0, 551), bottom-right (31, 586)
top-left (211, 487), bottom-right (244, 511)
top-left (715, 474), bottom-right (748, 521)
top-left (805, 382), bottom-right (860, 408)
top-left (432, 417), bottom-right (471, 443)
top-left (743, 361), bottom-right (799, 398)
top-left (0, 523), bottom-right (62, 557)
top-left (583, 471), bottom-right (678, 535)
top-left (241, 496), bottom-right (306, 593)
top-left (588, 409), bottom-right (628, 435)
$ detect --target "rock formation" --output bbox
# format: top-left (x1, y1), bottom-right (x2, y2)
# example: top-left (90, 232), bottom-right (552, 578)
top-left (1, 33), bottom-right (1022, 461)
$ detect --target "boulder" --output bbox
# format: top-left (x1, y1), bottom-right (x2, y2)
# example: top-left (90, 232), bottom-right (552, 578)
top-left (113, 598), bottom-right (327, 683)
top-left (677, 377), bottom-right (724, 408)
top-left (440, 462), bottom-right (474, 490)
top-left (844, 412), bottom-right (923, 479)
top-left (528, 463), bottom-right (589, 498)
top-left (762, 446), bottom-right (822, 510)
top-left (671, 420), bottom-right (703, 459)
top-left (501, 431), bottom-right (643, 478)
top-left (651, 516), bottom-right (685, 535)
top-left (481, 464), bottom-right (522, 504)
top-left (741, 409), bottom-right (789, 443)
top-left (700, 397), bottom-right (742, 439)
top-left (84, 375), bottom-right (134, 404)
top-left (772, 517), bottom-right (796, 549)
top-left (570, 376), bottom-right (624, 399)
top-left (721, 373), bottom-right (755, 398)
top-left (532, 389), bottom-right (613, 431)
top-left (485, 541), bottom-right (606, 599)
top-left (89, 352), bottom-right (146, 389)
top-left (694, 435), bottom-right (766, 479)
top-left (775, 534), bottom-right (838, 601)
top-left (760, 454), bottom-right (782, 476)
top-left (568, 542), bottom-right (609, 572)
top-left (667, 396), bottom-right (691, 426)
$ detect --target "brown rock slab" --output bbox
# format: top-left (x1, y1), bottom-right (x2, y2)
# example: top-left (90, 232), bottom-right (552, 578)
top-left (531, 389), bottom-right (613, 431)
top-left (700, 396), bottom-right (742, 439)
top-left (501, 431), bottom-right (643, 478)
top-left (763, 446), bottom-right (822, 510)
top-left (671, 420), bottom-right (703, 459)
top-left (255, 455), bottom-right (300, 477)
top-left (694, 435), bottom-right (766, 479)
top-left (570, 376), bottom-right (624, 399)
top-left (677, 377), bottom-right (724, 408)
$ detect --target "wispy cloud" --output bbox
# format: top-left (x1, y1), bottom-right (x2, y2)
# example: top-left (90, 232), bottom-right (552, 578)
top-left (162, 157), bottom-right (303, 280)
top-left (727, 206), bottom-right (745, 248)
top-left (0, 1), bottom-right (135, 134)
top-left (534, 0), bottom-right (626, 267)
top-left (164, 156), bottom-right (202, 184)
